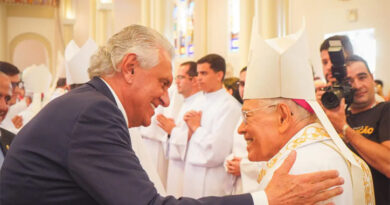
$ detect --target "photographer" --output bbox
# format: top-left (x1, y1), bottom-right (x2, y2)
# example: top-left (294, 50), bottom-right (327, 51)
top-left (319, 54), bottom-right (390, 205)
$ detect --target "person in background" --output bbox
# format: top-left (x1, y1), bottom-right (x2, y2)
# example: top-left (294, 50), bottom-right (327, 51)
top-left (157, 61), bottom-right (203, 197)
top-left (320, 55), bottom-right (390, 205)
top-left (0, 62), bottom-right (26, 134)
top-left (225, 66), bottom-right (248, 194)
top-left (223, 77), bottom-right (242, 104)
top-left (374, 79), bottom-right (385, 102)
top-left (50, 78), bottom-right (68, 100)
top-left (0, 72), bottom-right (14, 167)
top-left (182, 54), bottom-right (242, 198)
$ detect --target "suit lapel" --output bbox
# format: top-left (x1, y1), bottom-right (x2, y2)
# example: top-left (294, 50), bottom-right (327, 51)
top-left (0, 128), bottom-right (15, 156)
top-left (87, 77), bottom-right (117, 106)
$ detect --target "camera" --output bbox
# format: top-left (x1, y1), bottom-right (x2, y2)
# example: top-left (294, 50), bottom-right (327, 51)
top-left (321, 40), bottom-right (355, 109)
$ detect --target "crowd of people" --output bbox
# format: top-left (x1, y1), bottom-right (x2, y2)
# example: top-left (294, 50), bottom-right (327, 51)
top-left (0, 24), bottom-right (389, 205)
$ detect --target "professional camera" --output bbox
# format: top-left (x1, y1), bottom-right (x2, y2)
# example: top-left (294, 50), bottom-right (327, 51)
top-left (321, 40), bottom-right (355, 109)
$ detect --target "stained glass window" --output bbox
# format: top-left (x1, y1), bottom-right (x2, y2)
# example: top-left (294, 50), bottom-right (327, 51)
top-left (173, 0), bottom-right (195, 57)
top-left (229, 0), bottom-right (240, 51)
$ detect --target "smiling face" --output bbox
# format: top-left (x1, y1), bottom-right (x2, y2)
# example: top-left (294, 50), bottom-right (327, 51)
top-left (238, 99), bottom-right (284, 161)
top-left (347, 61), bottom-right (376, 111)
top-left (0, 74), bottom-right (11, 122)
top-left (121, 50), bottom-right (173, 127)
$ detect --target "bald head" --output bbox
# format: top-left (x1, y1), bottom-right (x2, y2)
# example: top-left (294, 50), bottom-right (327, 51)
top-left (0, 72), bottom-right (11, 122)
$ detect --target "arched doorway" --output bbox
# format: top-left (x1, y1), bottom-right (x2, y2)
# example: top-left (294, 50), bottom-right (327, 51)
top-left (9, 33), bottom-right (52, 73)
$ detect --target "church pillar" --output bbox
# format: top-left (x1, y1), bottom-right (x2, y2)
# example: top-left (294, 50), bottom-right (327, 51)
top-left (141, 0), bottom-right (151, 27)
top-left (239, 0), bottom-right (255, 69)
top-left (89, 0), bottom-right (97, 41)
top-left (96, 1), bottom-right (113, 45)
top-left (255, 0), bottom-right (290, 39)
top-left (0, 4), bottom-right (7, 61)
top-left (62, 0), bottom-right (75, 45)
top-left (194, 0), bottom-right (207, 60)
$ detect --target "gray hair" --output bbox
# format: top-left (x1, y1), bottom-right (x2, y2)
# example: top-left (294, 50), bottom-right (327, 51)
top-left (260, 98), bottom-right (317, 123)
top-left (88, 25), bottom-right (175, 78)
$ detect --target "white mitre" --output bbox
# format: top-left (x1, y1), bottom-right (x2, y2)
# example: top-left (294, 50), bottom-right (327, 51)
top-left (20, 64), bottom-right (53, 125)
top-left (23, 64), bottom-right (52, 94)
top-left (64, 40), bottom-right (80, 85)
top-left (244, 18), bottom-right (372, 204)
top-left (67, 39), bottom-right (98, 84)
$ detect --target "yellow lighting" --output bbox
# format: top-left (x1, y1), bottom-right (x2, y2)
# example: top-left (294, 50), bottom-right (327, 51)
top-left (100, 0), bottom-right (112, 3)
top-left (66, 10), bottom-right (75, 19)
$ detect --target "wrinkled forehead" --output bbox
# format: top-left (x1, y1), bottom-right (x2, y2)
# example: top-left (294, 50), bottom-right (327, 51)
top-left (242, 99), bottom-right (265, 109)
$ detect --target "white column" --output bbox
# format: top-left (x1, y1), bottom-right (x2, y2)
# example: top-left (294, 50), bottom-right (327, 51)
top-left (194, 0), bottom-right (207, 60)
top-left (96, 2), bottom-right (113, 45)
top-left (239, 0), bottom-right (255, 69)
top-left (0, 4), bottom-right (7, 61)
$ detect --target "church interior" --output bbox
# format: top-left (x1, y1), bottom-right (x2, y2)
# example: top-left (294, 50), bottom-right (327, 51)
top-left (1, 0), bottom-right (389, 94)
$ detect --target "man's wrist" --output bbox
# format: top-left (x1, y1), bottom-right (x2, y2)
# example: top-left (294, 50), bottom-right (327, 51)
top-left (341, 124), bottom-right (350, 143)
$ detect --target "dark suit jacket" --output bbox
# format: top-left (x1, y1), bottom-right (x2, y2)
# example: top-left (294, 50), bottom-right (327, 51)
top-left (0, 77), bottom-right (253, 205)
top-left (0, 127), bottom-right (15, 156)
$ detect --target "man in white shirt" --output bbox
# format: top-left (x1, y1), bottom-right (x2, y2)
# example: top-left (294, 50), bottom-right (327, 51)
top-left (182, 54), bottom-right (242, 198)
top-left (156, 61), bottom-right (203, 197)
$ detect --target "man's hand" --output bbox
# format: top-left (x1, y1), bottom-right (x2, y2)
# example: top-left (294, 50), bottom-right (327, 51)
top-left (227, 157), bottom-right (242, 176)
top-left (320, 99), bottom-right (347, 133)
top-left (314, 80), bottom-right (329, 103)
top-left (183, 110), bottom-right (202, 133)
top-left (156, 114), bottom-right (175, 134)
top-left (12, 115), bottom-right (23, 129)
top-left (266, 151), bottom-right (344, 205)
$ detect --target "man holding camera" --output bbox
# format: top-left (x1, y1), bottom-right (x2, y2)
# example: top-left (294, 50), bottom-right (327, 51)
top-left (318, 52), bottom-right (390, 205)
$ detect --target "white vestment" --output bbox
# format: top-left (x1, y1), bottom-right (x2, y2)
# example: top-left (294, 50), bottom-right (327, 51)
top-left (223, 116), bottom-right (248, 194)
top-left (241, 123), bottom-right (375, 205)
top-left (49, 88), bottom-right (67, 101)
top-left (128, 127), bottom-right (166, 195)
top-left (0, 99), bottom-right (28, 134)
top-left (140, 85), bottom-right (183, 188)
top-left (165, 92), bottom-right (204, 197)
top-left (182, 88), bottom-right (241, 198)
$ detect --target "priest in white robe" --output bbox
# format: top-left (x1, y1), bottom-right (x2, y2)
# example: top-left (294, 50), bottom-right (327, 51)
top-left (156, 61), bottom-right (204, 198)
top-left (239, 19), bottom-right (375, 205)
top-left (183, 54), bottom-right (241, 198)
top-left (128, 127), bottom-right (166, 195)
top-left (140, 84), bottom-right (183, 188)
top-left (224, 66), bottom-right (250, 194)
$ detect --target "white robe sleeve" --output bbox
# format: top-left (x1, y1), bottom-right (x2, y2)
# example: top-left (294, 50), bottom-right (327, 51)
top-left (167, 123), bottom-right (189, 160)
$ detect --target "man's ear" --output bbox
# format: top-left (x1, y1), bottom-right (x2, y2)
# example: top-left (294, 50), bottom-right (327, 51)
top-left (217, 71), bottom-right (224, 82)
top-left (120, 53), bottom-right (137, 83)
top-left (277, 103), bottom-right (292, 134)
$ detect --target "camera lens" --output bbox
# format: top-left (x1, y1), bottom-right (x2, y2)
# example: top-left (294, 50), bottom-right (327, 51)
top-left (321, 90), bottom-right (342, 109)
